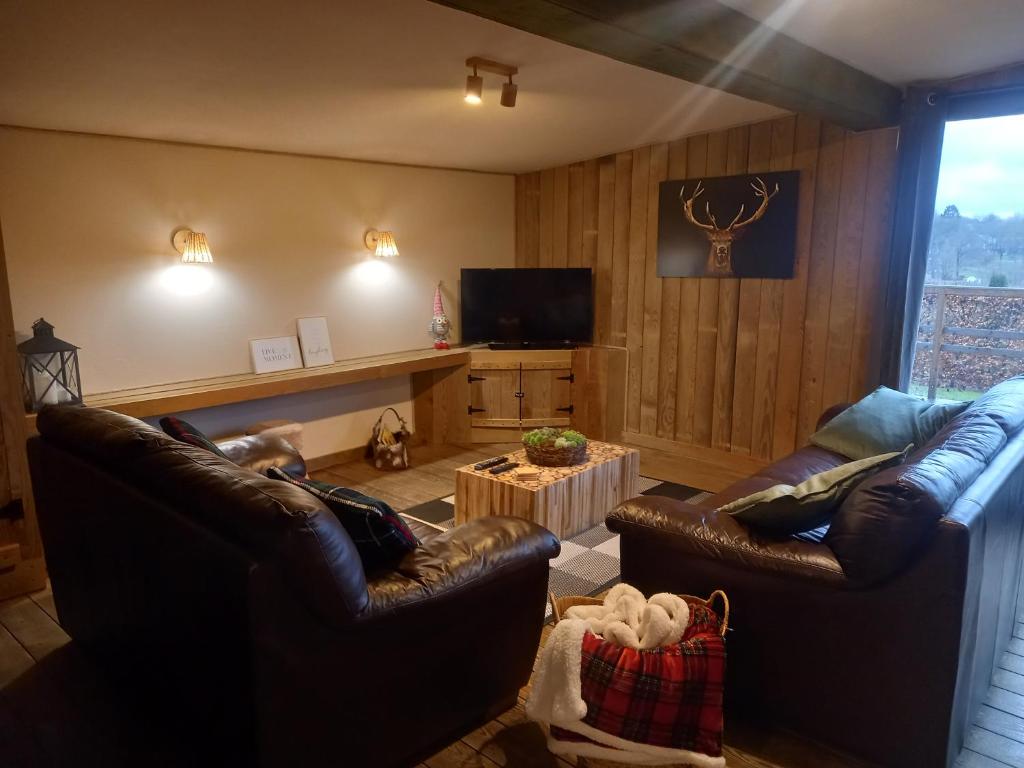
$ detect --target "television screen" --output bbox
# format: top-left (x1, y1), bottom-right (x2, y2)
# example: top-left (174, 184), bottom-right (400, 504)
top-left (460, 268), bottom-right (593, 344)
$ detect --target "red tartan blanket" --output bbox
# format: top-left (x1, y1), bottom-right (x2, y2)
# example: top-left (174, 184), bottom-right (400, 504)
top-left (536, 600), bottom-right (726, 766)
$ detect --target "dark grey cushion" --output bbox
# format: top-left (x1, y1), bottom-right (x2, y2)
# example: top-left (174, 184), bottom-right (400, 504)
top-left (810, 386), bottom-right (968, 460)
top-left (718, 449), bottom-right (908, 535)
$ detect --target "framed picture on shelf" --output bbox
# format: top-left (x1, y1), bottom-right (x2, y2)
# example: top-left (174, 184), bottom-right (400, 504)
top-left (296, 316), bottom-right (334, 368)
top-left (250, 336), bottom-right (302, 374)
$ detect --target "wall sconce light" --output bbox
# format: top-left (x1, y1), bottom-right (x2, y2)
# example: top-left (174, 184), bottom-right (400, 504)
top-left (364, 229), bottom-right (399, 258)
top-left (172, 227), bottom-right (214, 264)
top-left (464, 57), bottom-right (519, 108)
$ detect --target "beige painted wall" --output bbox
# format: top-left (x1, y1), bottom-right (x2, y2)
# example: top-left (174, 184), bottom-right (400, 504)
top-left (0, 128), bottom-right (514, 457)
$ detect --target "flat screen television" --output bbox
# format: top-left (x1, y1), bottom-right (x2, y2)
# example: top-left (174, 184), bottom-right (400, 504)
top-left (460, 268), bottom-right (593, 346)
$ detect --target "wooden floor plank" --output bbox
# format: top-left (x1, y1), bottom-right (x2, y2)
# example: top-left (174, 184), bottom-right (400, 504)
top-left (1002, 652), bottom-right (1024, 676)
top-left (966, 726), bottom-right (1024, 766)
top-left (0, 621), bottom-right (33, 688)
top-left (988, 686), bottom-right (1024, 720)
top-left (29, 590), bottom-right (59, 626)
top-left (424, 739), bottom-right (502, 768)
top-left (977, 705), bottom-right (1024, 745)
top-left (957, 747), bottom-right (1016, 768)
top-left (0, 596), bottom-right (69, 661)
top-left (995, 669), bottom-right (1024, 697)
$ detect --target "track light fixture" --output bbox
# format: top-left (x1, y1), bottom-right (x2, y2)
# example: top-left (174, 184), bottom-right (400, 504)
top-left (464, 56), bottom-right (519, 108)
top-left (465, 66), bottom-right (483, 105)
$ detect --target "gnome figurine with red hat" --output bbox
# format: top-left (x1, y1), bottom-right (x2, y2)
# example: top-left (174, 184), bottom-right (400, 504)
top-left (429, 282), bottom-right (451, 350)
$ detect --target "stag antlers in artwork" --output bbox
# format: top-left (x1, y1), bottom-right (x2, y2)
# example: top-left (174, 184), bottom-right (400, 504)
top-left (679, 177), bottom-right (780, 275)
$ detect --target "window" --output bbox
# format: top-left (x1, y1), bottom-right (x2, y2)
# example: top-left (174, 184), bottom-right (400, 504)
top-left (909, 113), bottom-right (1024, 400)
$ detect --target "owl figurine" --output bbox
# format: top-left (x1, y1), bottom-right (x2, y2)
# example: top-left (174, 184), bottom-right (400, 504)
top-left (429, 282), bottom-right (451, 350)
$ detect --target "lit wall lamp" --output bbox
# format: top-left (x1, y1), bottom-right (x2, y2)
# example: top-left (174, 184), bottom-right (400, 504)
top-left (364, 229), bottom-right (399, 258)
top-left (171, 227), bottom-right (214, 264)
top-left (464, 57), bottom-right (518, 108)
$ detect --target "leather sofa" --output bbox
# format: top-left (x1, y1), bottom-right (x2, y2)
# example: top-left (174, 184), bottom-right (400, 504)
top-left (28, 406), bottom-right (559, 768)
top-left (608, 376), bottom-right (1024, 768)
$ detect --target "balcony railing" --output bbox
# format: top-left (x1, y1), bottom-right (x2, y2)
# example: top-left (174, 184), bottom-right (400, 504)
top-left (916, 285), bottom-right (1024, 399)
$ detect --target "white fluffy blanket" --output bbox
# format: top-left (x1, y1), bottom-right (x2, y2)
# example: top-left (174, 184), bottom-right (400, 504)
top-left (526, 585), bottom-right (725, 767)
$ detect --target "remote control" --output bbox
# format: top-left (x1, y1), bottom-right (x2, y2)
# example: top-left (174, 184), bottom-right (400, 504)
top-left (474, 456), bottom-right (507, 471)
top-left (490, 462), bottom-right (519, 475)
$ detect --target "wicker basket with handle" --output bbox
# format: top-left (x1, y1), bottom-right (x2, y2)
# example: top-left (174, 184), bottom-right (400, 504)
top-left (547, 589), bottom-right (730, 768)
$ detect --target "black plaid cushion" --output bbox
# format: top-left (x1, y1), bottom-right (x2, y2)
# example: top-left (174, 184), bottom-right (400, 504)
top-left (159, 416), bottom-right (232, 461)
top-left (266, 467), bottom-right (419, 569)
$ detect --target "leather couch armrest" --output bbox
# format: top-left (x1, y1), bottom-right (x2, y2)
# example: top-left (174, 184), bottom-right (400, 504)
top-left (216, 433), bottom-right (306, 477)
top-left (363, 517), bottom-right (559, 616)
top-left (607, 495), bottom-right (847, 585)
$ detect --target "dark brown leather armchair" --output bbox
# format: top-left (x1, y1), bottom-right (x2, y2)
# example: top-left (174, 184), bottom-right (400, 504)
top-left (29, 406), bottom-right (559, 768)
top-left (608, 377), bottom-right (1024, 768)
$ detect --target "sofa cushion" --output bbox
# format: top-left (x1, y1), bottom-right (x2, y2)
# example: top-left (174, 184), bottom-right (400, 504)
top-left (267, 467), bottom-right (419, 570)
top-left (36, 406), bottom-right (370, 625)
top-left (810, 386), bottom-right (967, 460)
top-left (720, 449), bottom-right (908, 535)
top-left (825, 412), bottom-right (1008, 585)
top-left (159, 415), bottom-right (232, 460)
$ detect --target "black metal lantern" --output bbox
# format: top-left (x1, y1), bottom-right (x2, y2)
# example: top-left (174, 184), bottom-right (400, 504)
top-left (17, 318), bottom-right (83, 412)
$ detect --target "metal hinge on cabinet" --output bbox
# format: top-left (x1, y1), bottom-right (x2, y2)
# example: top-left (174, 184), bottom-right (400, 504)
top-left (514, 390), bottom-right (525, 399)
top-left (556, 373), bottom-right (575, 383)
top-left (556, 405), bottom-right (574, 414)
top-left (468, 406), bottom-right (486, 414)
top-left (468, 374), bottom-right (486, 383)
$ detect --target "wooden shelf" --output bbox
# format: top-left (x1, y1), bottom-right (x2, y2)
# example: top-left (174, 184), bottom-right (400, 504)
top-left (25, 347), bottom-right (470, 429)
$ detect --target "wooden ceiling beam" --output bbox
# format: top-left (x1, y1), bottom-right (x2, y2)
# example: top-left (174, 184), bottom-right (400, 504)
top-left (430, 0), bottom-right (902, 130)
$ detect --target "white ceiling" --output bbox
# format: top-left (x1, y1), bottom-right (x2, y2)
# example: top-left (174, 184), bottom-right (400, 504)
top-left (718, 0), bottom-right (1024, 85)
top-left (0, 0), bottom-right (786, 174)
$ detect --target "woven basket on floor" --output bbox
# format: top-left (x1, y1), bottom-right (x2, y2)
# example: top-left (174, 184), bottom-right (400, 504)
top-left (549, 590), bottom-right (730, 768)
top-left (523, 441), bottom-right (588, 467)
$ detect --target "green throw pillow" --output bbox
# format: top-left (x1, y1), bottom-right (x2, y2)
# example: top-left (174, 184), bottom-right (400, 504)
top-left (810, 386), bottom-right (968, 460)
top-left (719, 448), bottom-right (909, 535)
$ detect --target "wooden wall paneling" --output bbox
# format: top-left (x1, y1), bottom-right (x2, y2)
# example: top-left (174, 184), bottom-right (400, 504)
top-left (567, 162), bottom-right (584, 267)
top-left (820, 130), bottom-right (872, 412)
top-left (795, 123), bottom-right (847, 444)
top-left (594, 157), bottom-right (616, 346)
top-left (0, 218), bottom-right (45, 586)
top-left (771, 115), bottom-right (822, 458)
top-left (749, 116), bottom-right (796, 459)
top-left (610, 152), bottom-right (633, 346)
top-left (538, 168), bottom-right (554, 267)
top-left (689, 135), bottom-right (717, 447)
top-left (639, 143), bottom-right (668, 435)
top-left (582, 159), bottom-right (599, 271)
top-left (850, 128), bottom-right (899, 399)
top-left (656, 138), bottom-right (687, 439)
top-left (0, 227), bottom-right (21, 512)
top-left (709, 128), bottom-right (740, 450)
top-left (571, 345), bottom-right (627, 442)
top-left (624, 146), bottom-right (650, 433)
top-left (671, 139), bottom-right (700, 444)
top-left (729, 122), bottom-right (773, 454)
top-left (552, 165), bottom-right (570, 267)
top-left (520, 172), bottom-right (541, 267)
top-left (514, 114), bottom-right (899, 488)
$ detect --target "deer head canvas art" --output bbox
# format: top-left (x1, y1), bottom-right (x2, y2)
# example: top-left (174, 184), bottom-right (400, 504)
top-left (680, 177), bottom-right (779, 275)
top-left (657, 170), bottom-right (798, 279)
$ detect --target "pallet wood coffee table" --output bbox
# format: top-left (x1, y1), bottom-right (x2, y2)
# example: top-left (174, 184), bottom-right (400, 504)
top-left (454, 441), bottom-right (640, 539)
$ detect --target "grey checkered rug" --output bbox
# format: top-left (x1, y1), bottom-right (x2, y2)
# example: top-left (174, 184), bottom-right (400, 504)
top-left (401, 476), bottom-right (711, 619)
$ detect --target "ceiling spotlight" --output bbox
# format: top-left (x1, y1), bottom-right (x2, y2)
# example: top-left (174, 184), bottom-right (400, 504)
top-left (464, 56), bottom-right (519, 108)
top-left (501, 76), bottom-right (518, 108)
top-left (465, 68), bottom-right (483, 105)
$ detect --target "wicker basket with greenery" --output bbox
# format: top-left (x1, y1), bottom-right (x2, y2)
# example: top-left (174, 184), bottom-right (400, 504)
top-left (522, 427), bottom-right (588, 467)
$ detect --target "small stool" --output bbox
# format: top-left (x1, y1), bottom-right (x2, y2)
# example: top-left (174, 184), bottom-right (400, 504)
top-left (245, 419), bottom-right (304, 452)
